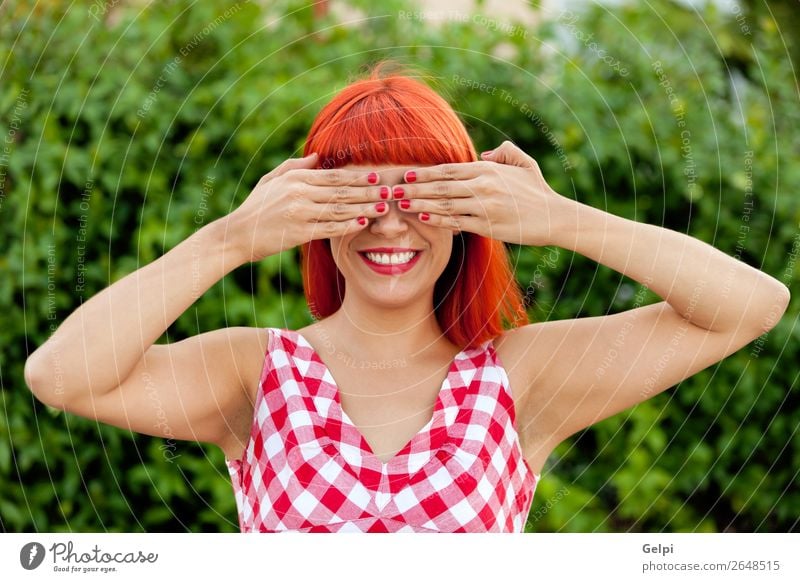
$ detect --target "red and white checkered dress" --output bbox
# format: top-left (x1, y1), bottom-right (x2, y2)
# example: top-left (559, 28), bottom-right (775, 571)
top-left (225, 327), bottom-right (539, 533)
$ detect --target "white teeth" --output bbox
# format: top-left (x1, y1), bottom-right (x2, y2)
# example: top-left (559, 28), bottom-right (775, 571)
top-left (364, 251), bottom-right (417, 265)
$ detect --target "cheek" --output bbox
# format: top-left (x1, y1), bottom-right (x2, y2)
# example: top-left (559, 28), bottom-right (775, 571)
top-left (327, 236), bottom-right (348, 258)
top-left (432, 237), bottom-right (454, 270)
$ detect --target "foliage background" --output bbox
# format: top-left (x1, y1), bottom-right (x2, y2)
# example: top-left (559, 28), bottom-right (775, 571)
top-left (1, 0), bottom-right (797, 532)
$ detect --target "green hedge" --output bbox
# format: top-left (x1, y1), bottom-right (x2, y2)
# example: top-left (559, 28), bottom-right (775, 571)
top-left (2, 0), bottom-right (797, 532)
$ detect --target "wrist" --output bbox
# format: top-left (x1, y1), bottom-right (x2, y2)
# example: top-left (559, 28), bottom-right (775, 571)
top-left (197, 215), bottom-right (251, 273)
top-left (545, 195), bottom-right (584, 250)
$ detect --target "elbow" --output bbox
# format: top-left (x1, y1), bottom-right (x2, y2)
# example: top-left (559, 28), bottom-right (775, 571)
top-left (24, 350), bottom-right (67, 409)
top-left (752, 283), bottom-right (791, 334)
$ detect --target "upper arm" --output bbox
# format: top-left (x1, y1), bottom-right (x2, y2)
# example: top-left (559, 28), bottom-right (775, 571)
top-left (502, 301), bottom-right (769, 445)
top-left (52, 326), bottom-right (267, 451)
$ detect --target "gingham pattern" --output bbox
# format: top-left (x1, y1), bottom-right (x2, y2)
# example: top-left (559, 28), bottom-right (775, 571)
top-left (225, 327), bottom-right (540, 533)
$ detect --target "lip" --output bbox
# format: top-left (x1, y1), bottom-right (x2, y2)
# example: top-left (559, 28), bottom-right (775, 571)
top-left (357, 247), bottom-right (421, 253)
top-left (357, 250), bottom-right (423, 275)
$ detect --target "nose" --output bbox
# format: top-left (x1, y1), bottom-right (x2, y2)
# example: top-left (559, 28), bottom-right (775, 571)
top-left (369, 200), bottom-right (410, 235)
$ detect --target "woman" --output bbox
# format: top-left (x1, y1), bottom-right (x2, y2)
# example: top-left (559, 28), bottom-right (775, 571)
top-left (25, 64), bottom-right (790, 533)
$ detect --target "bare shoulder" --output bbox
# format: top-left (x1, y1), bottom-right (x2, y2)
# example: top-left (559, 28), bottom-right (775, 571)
top-left (232, 326), bottom-right (271, 401)
top-left (493, 323), bottom-right (562, 475)
top-left (493, 323), bottom-right (549, 403)
top-left (216, 326), bottom-right (271, 460)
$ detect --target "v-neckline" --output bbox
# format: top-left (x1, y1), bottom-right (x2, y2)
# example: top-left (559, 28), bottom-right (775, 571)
top-left (289, 329), bottom-right (468, 469)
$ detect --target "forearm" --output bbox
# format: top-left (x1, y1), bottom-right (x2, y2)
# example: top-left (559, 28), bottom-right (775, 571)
top-left (549, 199), bottom-right (790, 333)
top-left (25, 216), bottom-right (247, 401)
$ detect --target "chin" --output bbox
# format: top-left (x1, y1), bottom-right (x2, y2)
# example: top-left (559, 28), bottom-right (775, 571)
top-left (357, 284), bottom-right (428, 305)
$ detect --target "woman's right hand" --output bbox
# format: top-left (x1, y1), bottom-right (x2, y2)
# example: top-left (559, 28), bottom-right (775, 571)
top-left (227, 152), bottom-right (389, 262)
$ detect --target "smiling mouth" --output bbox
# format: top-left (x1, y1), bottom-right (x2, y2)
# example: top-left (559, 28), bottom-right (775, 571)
top-left (358, 250), bottom-right (420, 265)
top-left (356, 250), bottom-right (424, 275)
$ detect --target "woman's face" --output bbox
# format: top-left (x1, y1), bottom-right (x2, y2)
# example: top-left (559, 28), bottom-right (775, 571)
top-left (327, 164), bottom-right (454, 308)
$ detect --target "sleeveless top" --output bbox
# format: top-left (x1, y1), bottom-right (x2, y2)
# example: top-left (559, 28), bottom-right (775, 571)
top-left (225, 327), bottom-right (540, 533)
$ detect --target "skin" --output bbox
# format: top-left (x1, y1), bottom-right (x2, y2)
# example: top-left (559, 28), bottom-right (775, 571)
top-left (25, 142), bottom-right (791, 478)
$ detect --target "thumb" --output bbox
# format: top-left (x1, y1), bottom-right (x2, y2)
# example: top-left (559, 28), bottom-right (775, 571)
top-left (481, 141), bottom-right (537, 168)
top-left (280, 151), bottom-right (319, 173)
top-left (260, 152), bottom-right (319, 184)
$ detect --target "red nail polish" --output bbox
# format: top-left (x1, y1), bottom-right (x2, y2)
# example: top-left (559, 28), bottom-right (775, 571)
top-left (376, 202), bottom-right (386, 212)
top-left (405, 171), bottom-right (416, 183)
top-left (399, 199), bottom-right (411, 210)
top-left (393, 186), bottom-right (405, 199)
top-left (380, 186), bottom-right (390, 199)
top-left (420, 212), bottom-right (430, 221)
top-left (357, 216), bottom-right (367, 226)
top-left (367, 172), bottom-right (378, 184)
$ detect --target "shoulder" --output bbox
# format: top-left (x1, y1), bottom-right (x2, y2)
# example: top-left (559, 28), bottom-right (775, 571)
top-left (211, 326), bottom-right (272, 413)
top-left (492, 324), bottom-right (562, 473)
top-left (492, 323), bottom-right (548, 388)
top-left (491, 323), bottom-right (559, 428)
top-left (215, 326), bottom-right (271, 459)
top-left (490, 324), bottom-right (548, 415)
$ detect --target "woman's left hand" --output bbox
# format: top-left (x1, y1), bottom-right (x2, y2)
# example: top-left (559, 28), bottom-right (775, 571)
top-left (396, 140), bottom-right (573, 246)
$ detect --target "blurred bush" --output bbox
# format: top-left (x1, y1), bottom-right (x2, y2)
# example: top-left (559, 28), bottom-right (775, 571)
top-left (1, 0), bottom-right (797, 532)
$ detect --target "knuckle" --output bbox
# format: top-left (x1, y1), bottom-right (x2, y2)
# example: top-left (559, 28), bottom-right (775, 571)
top-left (483, 196), bottom-right (499, 215)
top-left (434, 181), bottom-right (450, 197)
top-left (475, 175), bottom-right (491, 192)
top-left (324, 221), bottom-right (338, 234)
top-left (283, 167), bottom-right (301, 180)
top-left (294, 183), bottom-right (311, 199)
top-left (438, 198), bottom-right (454, 212)
top-left (333, 202), bottom-right (346, 216)
top-left (328, 170), bottom-right (342, 185)
top-left (295, 204), bottom-right (312, 221)
top-left (467, 176), bottom-right (482, 193)
top-left (335, 186), bottom-right (349, 200)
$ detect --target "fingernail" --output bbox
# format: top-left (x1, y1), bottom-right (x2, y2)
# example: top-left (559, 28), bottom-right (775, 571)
top-left (399, 199), bottom-right (411, 210)
top-left (380, 186), bottom-right (390, 199)
top-left (357, 216), bottom-right (367, 226)
top-left (404, 170), bottom-right (416, 183)
top-left (420, 212), bottom-right (430, 221)
top-left (393, 186), bottom-right (405, 199)
top-left (367, 172), bottom-right (378, 184)
top-left (375, 202), bottom-right (386, 212)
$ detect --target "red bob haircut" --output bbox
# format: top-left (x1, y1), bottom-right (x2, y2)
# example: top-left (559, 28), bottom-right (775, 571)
top-left (300, 62), bottom-right (528, 350)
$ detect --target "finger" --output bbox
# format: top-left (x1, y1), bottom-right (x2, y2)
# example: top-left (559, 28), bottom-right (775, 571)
top-left (394, 178), bottom-right (482, 200)
top-left (260, 152), bottom-right (319, 185)
top-left (481, 140), bottom-right (538, 168)
top-left (310, 200), bottom-right (391, 222)
top-left (395, 196), bottom-right (482, 217)
top-left (401, 162), bottom-right (484, 184)
top-left (416, 212), bottom-right (484, 234)
top-left (291, 168), bottom-right (381, 187)
top-left (306, 216), bottom-right (371, 240)
top-left (309, 184), bottom-right (392, 203)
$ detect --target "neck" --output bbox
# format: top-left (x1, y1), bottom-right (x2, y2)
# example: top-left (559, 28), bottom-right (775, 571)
top-left (326, 289), bottom-right (453, 360)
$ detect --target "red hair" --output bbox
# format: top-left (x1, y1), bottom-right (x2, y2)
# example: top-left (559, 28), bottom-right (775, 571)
top-left (300, 62), bottom-right (528, 349)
